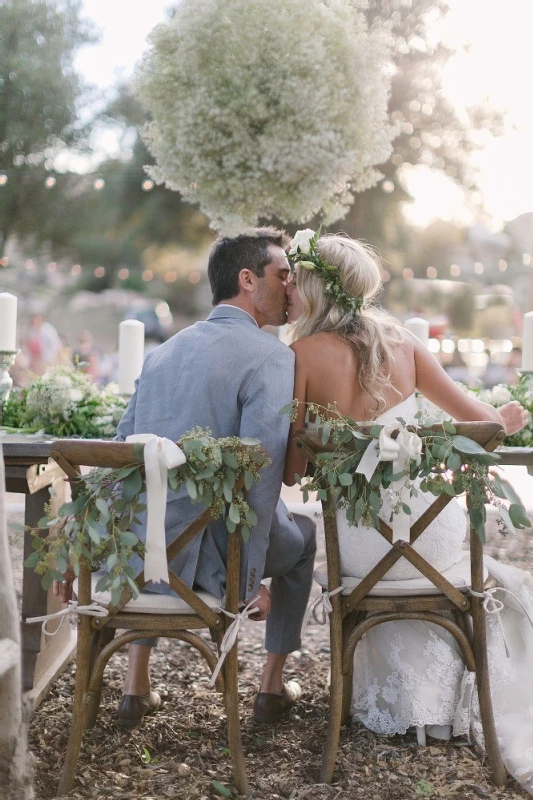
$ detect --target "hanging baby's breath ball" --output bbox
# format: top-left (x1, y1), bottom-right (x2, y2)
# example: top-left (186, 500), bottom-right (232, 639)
top-left (134, 0), bottom-right (396, 234)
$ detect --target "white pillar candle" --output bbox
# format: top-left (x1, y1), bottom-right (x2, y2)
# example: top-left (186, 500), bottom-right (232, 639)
top-left (0, 293), bottom-right (17, 351)
top-left (404, 316), bottom-right (430, 347)
top-left (118, 319), bottom-right (145, 395)
top-left (522, 311), bottom-right (533, 371)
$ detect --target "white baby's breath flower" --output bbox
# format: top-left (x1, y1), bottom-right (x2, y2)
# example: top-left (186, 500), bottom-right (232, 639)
top-left (134, 0), bottom-right (396, 233)
top-left (55, 375), bottom-right (72, 387)
top-left (289, 229), bottom-right (316, 256)
top-left (491, 385), bottom-right (511, 405)
top-left (69, 389), bottom-right (83, 403)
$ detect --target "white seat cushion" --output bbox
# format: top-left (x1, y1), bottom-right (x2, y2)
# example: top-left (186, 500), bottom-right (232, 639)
top-left (74, 573), bottom-right (222, 615)
top-left (314, 551), bottom-right (487, 596)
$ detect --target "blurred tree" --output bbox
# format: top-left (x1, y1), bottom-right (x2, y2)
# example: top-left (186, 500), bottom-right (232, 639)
top-left (0, 0), bottom-right (97, 256)
top-left (447, 283), bottom-right (476, 335)
top-left (338, 0), bottom-right (504, 271)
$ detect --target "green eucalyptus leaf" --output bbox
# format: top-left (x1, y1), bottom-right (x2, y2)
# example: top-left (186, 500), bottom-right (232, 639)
top-left (186, 477), bottom-right (197, 500)
top-left (451, 435), bottom-right (487, 455)
top-left (338, 472), bottom-right (353, 486)
top-left (95, 498), bottom-right (110, 521)
top-left (228, 503), bottom-right (240, 525)
top-left (122, 469), bottom-right (143, 502)
top-left (119, 531), bottom-right (139, 547)
top-left (509, 503), bottom-right (531, 529)
top-left (23, 552), bottom-right (40, 568)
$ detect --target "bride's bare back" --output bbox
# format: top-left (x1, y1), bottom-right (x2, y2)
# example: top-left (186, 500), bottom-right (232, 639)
top-left (295, 331), bottom-right (416, 421)
top-left (283, 329), bottom-right (527, 486)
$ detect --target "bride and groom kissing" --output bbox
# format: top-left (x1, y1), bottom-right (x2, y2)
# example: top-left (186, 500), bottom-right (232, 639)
top-left (109, 226), bottom-right (533, 792)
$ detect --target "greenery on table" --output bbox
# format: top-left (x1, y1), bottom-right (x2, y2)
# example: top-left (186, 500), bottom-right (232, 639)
top-left (23, 429), bottom-right (269, 604)
top-left (469, 374), bottom-right (533, 448)
top-left (281, 401), bottom-right (531, 543)
top-left (1, 365), bottom-right (127, 438)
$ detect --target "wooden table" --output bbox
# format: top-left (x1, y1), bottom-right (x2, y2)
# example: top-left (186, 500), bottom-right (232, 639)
top-left (3, 436), bottom-right (77, 707)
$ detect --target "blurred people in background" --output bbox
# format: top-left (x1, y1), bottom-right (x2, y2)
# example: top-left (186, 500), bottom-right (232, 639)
top-left (483, 349), bottom-right (510, 389)
top-left (443, 349), bottom-right (471, 385)
top-left (505, 347), bottom-right (522, 386)
top-left (72, 330), bottom-right (101, 381)
top-left (25, 313), bottom-right (63, 375)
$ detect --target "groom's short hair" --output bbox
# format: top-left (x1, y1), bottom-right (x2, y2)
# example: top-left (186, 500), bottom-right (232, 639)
top-left (208, 227), bottom-right (290, 304)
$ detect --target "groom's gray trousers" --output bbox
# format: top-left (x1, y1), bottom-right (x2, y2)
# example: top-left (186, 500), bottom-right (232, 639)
top-left (138, 510), bottom-right (316, 654)
top-left (262, 510), bottom-right (316, 654)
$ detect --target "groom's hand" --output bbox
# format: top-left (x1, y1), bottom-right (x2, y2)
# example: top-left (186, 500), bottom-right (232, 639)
top-left (249, 584), bottom-right (271, 621)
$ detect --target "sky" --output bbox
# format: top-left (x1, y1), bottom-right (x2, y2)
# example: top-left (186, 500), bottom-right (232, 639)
top-left (75, 0), bottom-right (533, 230)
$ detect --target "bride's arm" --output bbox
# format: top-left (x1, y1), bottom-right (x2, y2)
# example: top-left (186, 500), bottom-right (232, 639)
top-left (283, 342), bottom-right (309, 486)
top-left (413, 337), bottom-right (528, 435)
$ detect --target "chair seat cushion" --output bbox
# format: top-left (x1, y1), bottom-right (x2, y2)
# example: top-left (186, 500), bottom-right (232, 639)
top-left (314, 551), bottom-right (488, 596)
top-left (75, 573), bottom-right (222, 615)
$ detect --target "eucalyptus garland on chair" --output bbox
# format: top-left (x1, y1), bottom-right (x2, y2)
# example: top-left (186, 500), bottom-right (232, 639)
top-left (281, 401), bottom-right (531, 543)
top-left (23, 428), bottom-right (269, 605)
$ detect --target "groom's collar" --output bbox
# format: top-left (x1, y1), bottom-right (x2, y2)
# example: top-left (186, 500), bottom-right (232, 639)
top-left (208, 304), bottom-right (259, 328)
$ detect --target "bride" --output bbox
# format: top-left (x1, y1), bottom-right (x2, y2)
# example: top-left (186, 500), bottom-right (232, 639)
top-left (283, 230), bottom-right (533, 792)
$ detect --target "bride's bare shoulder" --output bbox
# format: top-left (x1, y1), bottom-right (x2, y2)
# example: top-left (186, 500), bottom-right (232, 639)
top-left (291, 331), bottom-right (345, 356)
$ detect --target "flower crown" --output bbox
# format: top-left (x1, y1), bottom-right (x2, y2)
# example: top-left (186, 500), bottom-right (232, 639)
top-left (288, 229), bottom-right (364, 316)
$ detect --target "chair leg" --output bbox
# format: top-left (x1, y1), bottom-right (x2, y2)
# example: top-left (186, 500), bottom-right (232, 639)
top-left (319, 607), bottom-right (344, 784)
top-left (57, 618), bottom-right (92, 797)
top-left (341, 668), bottom-right (353, 726)
top-left (222, 643), bottom-right (249, 795)
top-left (470, 604), bottom-right (507, 788)
top-left (85, 628), bottom-right (115, 729)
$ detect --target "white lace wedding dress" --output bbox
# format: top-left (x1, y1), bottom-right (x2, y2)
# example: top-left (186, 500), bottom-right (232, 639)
top-left (337, 394), bottom-right (533, 794)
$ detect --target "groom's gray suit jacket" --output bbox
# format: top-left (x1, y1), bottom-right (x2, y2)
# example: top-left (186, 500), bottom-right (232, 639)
top-left (116, 304), bottom-right (299, 601)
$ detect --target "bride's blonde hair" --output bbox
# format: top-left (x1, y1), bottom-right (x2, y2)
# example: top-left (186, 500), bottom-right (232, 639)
top-left (291, 233), bottom-right (404, 413)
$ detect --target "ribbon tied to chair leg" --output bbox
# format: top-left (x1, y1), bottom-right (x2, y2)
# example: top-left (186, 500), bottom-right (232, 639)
top-left (355, 423), bottom-right (422, 543)
top-left (470, 586), bottom-right (533, 658)
top-left (301, 585), bottom-right (344, 638)
top-left (26, 600), bottom-right (109, 636)
top-left (209, 597), bottom-right (260, 687)
top-left (125, 434), bottom-right (187, 584)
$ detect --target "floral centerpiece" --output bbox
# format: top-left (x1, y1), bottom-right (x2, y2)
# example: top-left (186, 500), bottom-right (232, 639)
top-left (464, 375), bottom-right (533, 448)
top-left (134, 0), bottom-right (396, 233)
top-left (1, 365), bottom-right (128, 439)
top-left (23, 430), bottom-right (269, 604)
top-left (281, 401), bottom-right (531, 542)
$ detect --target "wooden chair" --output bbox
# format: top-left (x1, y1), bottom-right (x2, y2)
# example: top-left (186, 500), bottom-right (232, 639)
top-left (293, 421), bottom-right (507, 787)
top-left (49, 439), bottom-right (252, 797)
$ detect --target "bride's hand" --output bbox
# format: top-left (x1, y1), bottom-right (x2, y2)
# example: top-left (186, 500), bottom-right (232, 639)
top-left (497, 401), bottom-right (530, 435)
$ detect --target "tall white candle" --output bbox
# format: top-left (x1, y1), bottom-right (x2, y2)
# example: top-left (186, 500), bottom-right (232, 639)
top-left (522, 311), bottom-right (533, 371)
top-left (118, 319), bottom-right (145, 395)
top-left (404, 316), bottom-right (430, 347)
top-left (0, 292), bottom-right (17, 351)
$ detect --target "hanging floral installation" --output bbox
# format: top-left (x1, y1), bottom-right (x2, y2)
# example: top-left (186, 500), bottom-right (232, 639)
top-left (134, 0), bottom-right (396, 233)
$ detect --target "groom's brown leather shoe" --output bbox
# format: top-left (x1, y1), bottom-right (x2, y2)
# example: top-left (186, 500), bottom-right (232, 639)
top-left (117, 690), bottom-right (161, 728)
top-left (253, 680), bottom-right (302, 723)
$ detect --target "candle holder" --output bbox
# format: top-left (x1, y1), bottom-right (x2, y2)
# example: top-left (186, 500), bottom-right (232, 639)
top-left (0, 349), bottom-right (18, 408)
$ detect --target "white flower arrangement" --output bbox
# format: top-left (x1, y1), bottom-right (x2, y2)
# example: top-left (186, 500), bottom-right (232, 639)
top-left (2, 365), bottom-right (127, 439)
top-left (134, 0), bottom-right (396, 233)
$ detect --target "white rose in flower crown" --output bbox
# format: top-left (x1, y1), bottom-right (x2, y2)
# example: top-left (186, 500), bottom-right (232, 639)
top-left (55, 375), bottom-right (73, 387)
top-left (288, 229), bottom-right (316, 256)
top-left (491, 385), bottom-right (512, 405)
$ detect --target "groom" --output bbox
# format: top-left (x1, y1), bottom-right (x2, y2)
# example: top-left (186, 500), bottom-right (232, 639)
top-left (114, 227), bottom-right (316, 726)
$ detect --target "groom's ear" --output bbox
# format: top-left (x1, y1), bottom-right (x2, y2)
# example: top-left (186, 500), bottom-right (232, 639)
top-left (238, 268), bottom-right (256, 294)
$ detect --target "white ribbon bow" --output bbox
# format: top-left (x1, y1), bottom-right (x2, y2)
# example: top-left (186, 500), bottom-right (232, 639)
top-left (209, 597), bottom-right (260, 687)
top-left (356, 424), bottom-right (422, 543)
top-left (301, 586), bottom-right (344, 638)
top-left (126, 434), bottom-right (187, 584)
top-left (26, 600), bottom-right (109, 637)
top-left (470, 586), bottom-right (533, 658)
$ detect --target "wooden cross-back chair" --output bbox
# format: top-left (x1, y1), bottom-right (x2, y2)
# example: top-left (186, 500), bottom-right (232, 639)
top-left (49, 439), bottom-right (251, 797)
top-left (293, 421), bottom-right (507, 788)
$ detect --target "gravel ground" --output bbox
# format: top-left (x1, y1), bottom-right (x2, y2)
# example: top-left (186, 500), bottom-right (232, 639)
top-left (7, 502), bottom-right (533, 800)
